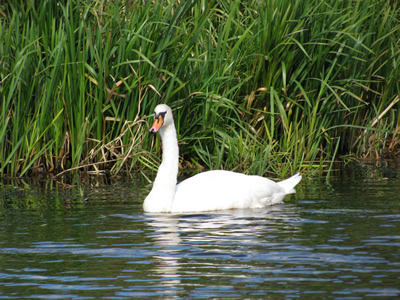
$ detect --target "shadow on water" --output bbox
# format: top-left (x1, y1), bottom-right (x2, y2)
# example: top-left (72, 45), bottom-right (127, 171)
top-left (0, 161), bottom-right (400, 298)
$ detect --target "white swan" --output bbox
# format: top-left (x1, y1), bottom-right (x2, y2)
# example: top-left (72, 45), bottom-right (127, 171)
top-left (143, 104), bottom-right (302, 213)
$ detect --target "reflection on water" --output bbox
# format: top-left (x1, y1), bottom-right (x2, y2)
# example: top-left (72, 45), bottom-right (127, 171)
top-left (145, 206), bottom-right (298, 295)
top-left (0, 163), bottom-right (400, 298)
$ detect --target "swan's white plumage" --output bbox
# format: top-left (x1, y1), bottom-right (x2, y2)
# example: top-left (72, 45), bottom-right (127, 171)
top-left (143, 104), bottom-right (302, 213)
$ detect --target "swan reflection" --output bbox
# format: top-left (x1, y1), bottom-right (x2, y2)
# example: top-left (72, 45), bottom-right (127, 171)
top-left (145, 205), bottom-right (300, 292)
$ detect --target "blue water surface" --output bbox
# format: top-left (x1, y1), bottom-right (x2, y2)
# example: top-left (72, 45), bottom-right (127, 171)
top-left (0, 162), bottom-right (400, 299)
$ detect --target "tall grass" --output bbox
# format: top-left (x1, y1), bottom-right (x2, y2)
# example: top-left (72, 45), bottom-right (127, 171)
top-left (0, 0), bottom-right (399, 178)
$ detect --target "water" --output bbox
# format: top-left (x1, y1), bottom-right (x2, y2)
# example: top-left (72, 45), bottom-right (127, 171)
top-left (1, 163), bottom-right (400, 299)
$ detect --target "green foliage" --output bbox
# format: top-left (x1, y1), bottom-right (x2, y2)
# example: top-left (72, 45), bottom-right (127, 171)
top-left (1, 0), bottom-right (399, 178)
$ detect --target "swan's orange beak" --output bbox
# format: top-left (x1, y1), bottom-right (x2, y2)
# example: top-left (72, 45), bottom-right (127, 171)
top-left (150, 114), bottom-right (164, 134)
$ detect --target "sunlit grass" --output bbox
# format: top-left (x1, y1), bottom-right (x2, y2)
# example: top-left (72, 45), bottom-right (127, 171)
top-left (0, 0), bottom-right (399, 178)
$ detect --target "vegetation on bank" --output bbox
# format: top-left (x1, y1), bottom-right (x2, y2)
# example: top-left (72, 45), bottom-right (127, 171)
top-left (1, 0), bottom-right (399, 178)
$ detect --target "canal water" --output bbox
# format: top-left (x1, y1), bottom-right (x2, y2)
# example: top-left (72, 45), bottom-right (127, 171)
top-left (0, 162), bottom-right (400, 299)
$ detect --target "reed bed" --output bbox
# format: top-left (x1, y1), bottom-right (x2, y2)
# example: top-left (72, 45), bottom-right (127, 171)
top-left (1, 0), bottom-right (399, 178)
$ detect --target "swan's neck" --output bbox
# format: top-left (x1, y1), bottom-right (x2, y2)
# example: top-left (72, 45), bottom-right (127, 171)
top-left (155, 124), bottom-right (179, 188)
top-left (144, 123), bottom-right (179, 212)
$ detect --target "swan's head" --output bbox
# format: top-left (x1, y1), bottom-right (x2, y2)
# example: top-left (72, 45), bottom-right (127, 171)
top-left (150, 104), bottom-right (174, 133)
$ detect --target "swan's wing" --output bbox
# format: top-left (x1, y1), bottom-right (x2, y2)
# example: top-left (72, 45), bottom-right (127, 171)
top-left (171, 170), bottom-right (287, 212)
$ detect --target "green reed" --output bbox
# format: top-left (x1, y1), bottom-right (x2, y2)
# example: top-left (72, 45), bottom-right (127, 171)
top-left (0, 0), bottom-right (399, 178)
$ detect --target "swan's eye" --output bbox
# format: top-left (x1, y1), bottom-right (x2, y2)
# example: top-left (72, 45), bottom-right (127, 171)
top-left (155, 111), bottom-right (167, 120)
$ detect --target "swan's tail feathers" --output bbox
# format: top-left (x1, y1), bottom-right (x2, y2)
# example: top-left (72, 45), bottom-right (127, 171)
top-left (277, 173), bottom-right (302, 194)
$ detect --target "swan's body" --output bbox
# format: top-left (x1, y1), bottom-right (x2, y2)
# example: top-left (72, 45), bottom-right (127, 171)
top-left (143, 104), bottom-right (302, 213)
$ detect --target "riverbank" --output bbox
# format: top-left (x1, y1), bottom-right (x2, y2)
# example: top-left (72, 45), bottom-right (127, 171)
top-left (1, 0), bottom-right (399, 178)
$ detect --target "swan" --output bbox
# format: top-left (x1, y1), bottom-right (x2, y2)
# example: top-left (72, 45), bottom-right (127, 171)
top-left (143, 104), bottom-right (302, 213)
